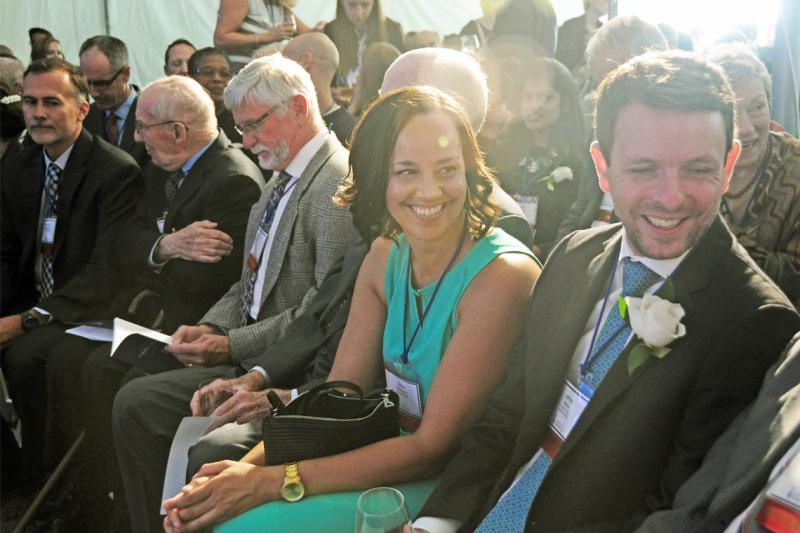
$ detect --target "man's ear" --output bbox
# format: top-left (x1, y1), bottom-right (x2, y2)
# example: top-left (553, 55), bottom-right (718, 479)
top-left (288, 94), bottom-right (308, 121)
top-left (173, 121), bottom-right (188, 143)
top-left (590, 141), bottom-right (611, 193)
top-left (121, 65), bottom-right (131, 84)
top-left (721, 140), bottom-right (741, 193)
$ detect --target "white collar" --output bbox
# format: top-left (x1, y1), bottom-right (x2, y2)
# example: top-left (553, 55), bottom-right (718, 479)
top-left (281, 128), bottom-right (329, 180)
top-left (618, 229), bottom-right (690, 281)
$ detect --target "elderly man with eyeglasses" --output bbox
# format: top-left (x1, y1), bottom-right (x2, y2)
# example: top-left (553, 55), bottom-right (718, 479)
top-left (79, 34), bottom-right (149, 168)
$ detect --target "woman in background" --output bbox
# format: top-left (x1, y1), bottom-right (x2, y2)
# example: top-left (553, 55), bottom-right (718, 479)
top-left (215, 0), bottom-right (311, 72)
top-left (488, 57), bottom-right (586, 258)
top-left (348, 41), bottom-right (400, 117)
top-left (325, 0), bottom-right (405, 87)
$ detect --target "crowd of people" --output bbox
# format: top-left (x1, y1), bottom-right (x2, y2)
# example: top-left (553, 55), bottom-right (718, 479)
top-left (1, 0), bottom-right (799, 532)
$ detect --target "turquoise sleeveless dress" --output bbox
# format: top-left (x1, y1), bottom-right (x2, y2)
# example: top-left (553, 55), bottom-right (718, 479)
top-left (216, 228), bottom-right (533, 533)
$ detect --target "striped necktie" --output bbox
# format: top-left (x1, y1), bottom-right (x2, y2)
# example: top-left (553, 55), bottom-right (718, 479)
top-left (40, 162), bottom-right (62, 299)
top-left (238, 171), bottom-right (294, 325)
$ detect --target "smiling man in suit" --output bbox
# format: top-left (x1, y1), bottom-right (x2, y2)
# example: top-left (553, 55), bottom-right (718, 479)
top-left (0, 57), bottom-right (142, 485)
top-left (112, 54), bottom-right (353, 533)
top-left (79, 35), bottom-right (149, 168)
top-left (414, 51), bottom-right (800, 533)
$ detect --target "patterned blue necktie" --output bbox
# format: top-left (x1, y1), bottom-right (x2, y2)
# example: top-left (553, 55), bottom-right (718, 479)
top-left (239, 171), bottom-right (293, 325)
top-left (475, 257), bottom-right (661, 532)
top-left (40, 162), bottom-right (62, 299)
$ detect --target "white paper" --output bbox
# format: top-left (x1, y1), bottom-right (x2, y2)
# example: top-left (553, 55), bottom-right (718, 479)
top-left (765, 438), bottom-right (800, 511)
top-left (111, 317), bottom-right (172, 355)
top-left (160, 416), bottom-right (215, 515)
top-left (65, 325), bottom-right (114, 342)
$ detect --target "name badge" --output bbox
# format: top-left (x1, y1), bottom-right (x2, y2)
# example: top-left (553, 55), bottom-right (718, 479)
top-left (550, 380), bottom-right (589, 441)
top-left (515, 195), bottom-right (539, 228)
top-left (156, 216), bottom-right (166, 234)
top-left (41, 216), bottom-right (57, 254)
top-left (247, 227), bottom-right (269, 272)
top-left (385, 364), bottom-right (423, 433)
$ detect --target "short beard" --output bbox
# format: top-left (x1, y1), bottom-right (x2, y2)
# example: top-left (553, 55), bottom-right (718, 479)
top-left (251, 141), bottom-right (290, 171)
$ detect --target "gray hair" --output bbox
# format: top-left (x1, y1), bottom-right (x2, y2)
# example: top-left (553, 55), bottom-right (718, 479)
top-left (140, 75), bottom-right (217, 139)
top-left (586, 15), bottom-right (667, 65)
top-left (380, 47), bottom-right (488, 132)
top-left (0, 57), bottom-right (24, 90)
top-left (707, 42), bottom-right (772, 109)
top-left (79, 35), bottom-right (129, 71)
top-left (224, 54), bottom-right (320, 125)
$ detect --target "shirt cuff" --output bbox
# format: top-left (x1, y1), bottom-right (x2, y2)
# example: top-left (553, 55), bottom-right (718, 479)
top-left (412, 517), bottom-right (462, 533)
top-left (148, 235), bottom-right (169, 269)
top-left (248, 366), bottom-right (271, 387)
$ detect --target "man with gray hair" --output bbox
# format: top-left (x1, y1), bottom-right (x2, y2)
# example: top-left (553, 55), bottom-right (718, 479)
top-left (112, 54), bottom-right (353, 533)
top-left (282, 32), bottom-right (357, 145)
top-left (79, 35), bottom-right (149, 167)
top-left (557, 15), bottom-right (668, 241)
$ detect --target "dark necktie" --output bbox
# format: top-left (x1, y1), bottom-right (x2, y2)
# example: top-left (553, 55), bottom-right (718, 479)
top-left (475, 258), bottom-right (661, 532)
top-left (41, 162), bottom-right (62, 299)
top-left (105, 112), bottom-right (119, 145)
top-left (164, 170), bottom-right (183, 203)
top-left (239, 171), bottom-right (294, 325)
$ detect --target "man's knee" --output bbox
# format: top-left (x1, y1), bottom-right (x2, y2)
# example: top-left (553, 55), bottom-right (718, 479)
top-left (186, 421), bottom-right (261, 479)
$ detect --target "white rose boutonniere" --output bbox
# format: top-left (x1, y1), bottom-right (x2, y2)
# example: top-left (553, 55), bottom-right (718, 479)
top-left (538, 166), bottom-right (573, 191)
top-left (620, 293), bottom-right (686, 376)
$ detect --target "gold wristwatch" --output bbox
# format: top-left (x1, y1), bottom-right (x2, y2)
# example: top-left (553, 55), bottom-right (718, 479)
top-left (279, 462), bottom-right (305, 502)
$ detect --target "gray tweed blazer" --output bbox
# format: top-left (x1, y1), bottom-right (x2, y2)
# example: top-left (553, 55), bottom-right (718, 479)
top-left (200, 132), bottom-right (353, 363)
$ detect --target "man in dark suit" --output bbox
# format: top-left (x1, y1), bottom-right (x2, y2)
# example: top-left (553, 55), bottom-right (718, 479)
top-left (414, 51), bottom-right (800, 533)
top-left (635, 331), bottom-right (800, 533)
top-left (0, 58), bottom-right (142, 483)
top-left (79, 35), bottom-right (149, 168)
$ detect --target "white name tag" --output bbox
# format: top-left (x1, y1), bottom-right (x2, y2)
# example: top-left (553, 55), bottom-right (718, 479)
top-left (766, 440), bottom-right (800, 511)
top-left (156, 216), bottom-right (165, 234)
top-left (385, 369), bottom-right (423, 421)
top-left (42, 216), bottom-right (57, 245)
top-left (516, 195), bottom-right (539, 228)
top-left (550, 381), bottom-right (589, 441)
top-left (249, 227), bottom-right (268, 263)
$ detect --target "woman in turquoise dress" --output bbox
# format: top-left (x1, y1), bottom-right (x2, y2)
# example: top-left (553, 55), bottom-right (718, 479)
top-left (162, 86), bottom-right (541, 532)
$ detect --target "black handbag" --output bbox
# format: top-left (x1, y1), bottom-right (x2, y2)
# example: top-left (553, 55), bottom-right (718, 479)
top-left (262, 380), bottom-right (400, 466)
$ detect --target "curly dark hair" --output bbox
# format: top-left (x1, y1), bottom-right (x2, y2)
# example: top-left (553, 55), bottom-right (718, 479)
top-left (335, 85), bottom-right (499, 242)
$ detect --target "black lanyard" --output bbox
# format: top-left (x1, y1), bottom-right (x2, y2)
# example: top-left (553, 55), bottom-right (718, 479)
top-left (400, 224), bottom-right (468, 365)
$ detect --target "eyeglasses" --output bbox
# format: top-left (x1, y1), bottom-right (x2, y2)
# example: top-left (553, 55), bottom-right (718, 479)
top-left (86, 66), bottom-right (125, 90)
top-left (134, 119), bottom-right (181, 133)
top-left (234, 104), bottom-right (282, 136)
top-left (195, 67), bottom-right (232, 80)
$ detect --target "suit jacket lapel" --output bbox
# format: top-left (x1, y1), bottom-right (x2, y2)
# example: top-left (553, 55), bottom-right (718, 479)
top-left (553, 219), bottom-right (728, 465)
top-left (18, 150), bottom-right (45, 264)
top-left (257, 134), bottom-right (338, 309)
top-left (53, 128), bottom-right (92, 253)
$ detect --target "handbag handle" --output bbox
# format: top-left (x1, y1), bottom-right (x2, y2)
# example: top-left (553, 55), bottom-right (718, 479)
top-left (267, 380), bottom-right (364, 415)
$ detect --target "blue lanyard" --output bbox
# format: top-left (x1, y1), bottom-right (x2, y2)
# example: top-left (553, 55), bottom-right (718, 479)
top-left (400, 224), bottom-right (467, 365)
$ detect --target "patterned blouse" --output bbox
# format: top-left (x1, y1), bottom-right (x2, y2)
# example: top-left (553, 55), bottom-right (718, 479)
top-left (722, 131), bottom-right (800, 306)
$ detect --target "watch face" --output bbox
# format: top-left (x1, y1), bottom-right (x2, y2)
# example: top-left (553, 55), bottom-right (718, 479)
top-left (281, 481), bottom-right (305, 502)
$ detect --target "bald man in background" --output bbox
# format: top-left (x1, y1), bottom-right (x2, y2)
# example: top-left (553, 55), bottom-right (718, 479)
top-left (282, 32), bottom-right (356, 145)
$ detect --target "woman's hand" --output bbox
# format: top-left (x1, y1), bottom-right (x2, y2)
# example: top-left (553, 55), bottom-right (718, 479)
top-left (162, 460), bottom-right (281, 531)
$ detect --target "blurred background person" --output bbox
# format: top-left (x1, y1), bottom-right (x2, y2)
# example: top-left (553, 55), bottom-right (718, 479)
top-left (488, 57), bottom-right (585, 258)
top-left (31, 36), bottom-right (64, 62)
top-left (163, 38), bottom-right (196, 76)
top-left (555, 0), bottom-right (607, 74)
top-left (348, 41), bottom-right (399, 117)
top-left (459, 0), bottom-right (511, 49)
top-left (324, 0), bottom-right (405, 89)
top-left (214, 0), bottom-right (311, 73)
top-left (709, 43), bottom-right (800, 307)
